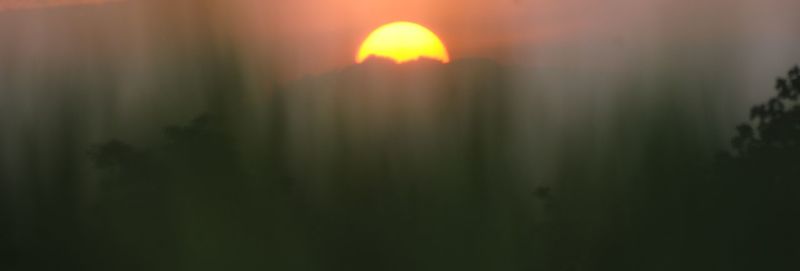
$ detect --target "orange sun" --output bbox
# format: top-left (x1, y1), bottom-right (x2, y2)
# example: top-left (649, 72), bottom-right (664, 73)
top-left (356, 22), bottom-right (450, 64)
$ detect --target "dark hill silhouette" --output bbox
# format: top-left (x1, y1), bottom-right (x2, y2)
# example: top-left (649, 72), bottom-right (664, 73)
top-left (79, 57), bottom-right (731, 270)
top-left (78, 58), bottom-right (783, 271)
top-left (7, 41), bottom-right (791, 270)
top-left (83, 59), bottom-right (531, 271)
top-left (275, 58), bottom-right (515, 198)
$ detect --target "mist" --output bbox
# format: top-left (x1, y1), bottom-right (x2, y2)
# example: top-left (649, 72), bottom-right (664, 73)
top-left (1, 0), bottom-right (799, 270)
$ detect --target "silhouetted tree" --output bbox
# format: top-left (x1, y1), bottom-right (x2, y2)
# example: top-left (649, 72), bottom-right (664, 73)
top-left (89, 114), bottom-right (238, 179)
top-left (722, 65), bottom-right (800, 194)
top-left (86, 114), bottom-right (255, 270)
top-left (712, 65), bottom-right (800, 270)
top-left (730, 65), bottom-right (800, 158)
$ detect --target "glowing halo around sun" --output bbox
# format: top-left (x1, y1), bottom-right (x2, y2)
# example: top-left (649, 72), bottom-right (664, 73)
top-left (356, 22), bottom-right (450, 64)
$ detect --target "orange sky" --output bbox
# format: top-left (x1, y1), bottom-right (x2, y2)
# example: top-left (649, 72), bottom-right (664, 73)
top-left (2, 0), bottom-right (799, 82)
top-left (234, 0), bottom-right (800, 81)
top-left (231, 0), bottom-right (575, 76)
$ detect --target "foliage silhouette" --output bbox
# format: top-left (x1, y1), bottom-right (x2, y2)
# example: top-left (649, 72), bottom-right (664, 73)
top-left (90, 114), bottom-right (239, 177)
top-left (87, 115), bottom-right (262, 270)
top-left (709, 65), bottom-right (800, 270)
top-left (730, 65), bottom-right (800, 157)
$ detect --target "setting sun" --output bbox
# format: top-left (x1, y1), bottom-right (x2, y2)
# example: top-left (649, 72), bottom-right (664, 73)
top-left (356, 22), bottom-right (450, 64)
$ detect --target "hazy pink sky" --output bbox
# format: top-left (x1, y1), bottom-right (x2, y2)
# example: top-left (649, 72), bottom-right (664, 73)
top-left (227, 0), bottom-right (800, 77)
top-left (1, 0), bottom-right (798, 81)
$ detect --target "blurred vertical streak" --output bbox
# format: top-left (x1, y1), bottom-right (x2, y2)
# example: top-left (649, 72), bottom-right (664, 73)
top-left (0, 1), bottom-right (266, 268)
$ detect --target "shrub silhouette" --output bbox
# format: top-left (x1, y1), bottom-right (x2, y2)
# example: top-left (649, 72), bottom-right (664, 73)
top-left (712, 65), bottom-right (800, 270)
top-left (87, 115), bottom-right (255, 269)
top-left (723, 65), bottom-right (800, 189)
top-left (89, 114), bottom-right (238, 178)
top-left (730, 65), bottom-right (800, 157)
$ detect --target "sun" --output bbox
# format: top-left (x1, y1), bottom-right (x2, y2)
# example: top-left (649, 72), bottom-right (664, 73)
top-left (356, 22), bottom-right (450, 64)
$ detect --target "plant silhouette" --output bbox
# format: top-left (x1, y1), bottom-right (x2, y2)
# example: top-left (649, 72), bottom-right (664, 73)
top-left (730, 65), bottom-right (800, 158)
top-left (87, 115), bottom-right (263, 270)
top-left (709, 65), bottom-right (800, 270)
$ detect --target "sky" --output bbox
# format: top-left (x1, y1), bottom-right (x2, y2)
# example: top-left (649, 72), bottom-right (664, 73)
top-left (228, 0), bottom-right (800, 70)
top-left (0, 0), bottom-right (797, 141)
top-left (220, 0), bottom-right (800, 81)
top-left (0, 0), bottom-right (798, 120)
top-left (1, 0), bottom-right (798, 77)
